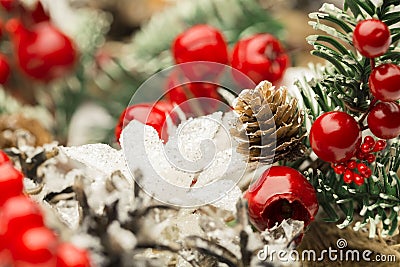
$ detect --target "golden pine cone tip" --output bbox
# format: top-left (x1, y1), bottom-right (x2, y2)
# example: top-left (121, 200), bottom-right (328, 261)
top-left (231, 80), bottom-right (307, 163)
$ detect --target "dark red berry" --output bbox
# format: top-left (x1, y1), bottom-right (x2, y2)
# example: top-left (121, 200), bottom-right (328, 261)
top-left (6, 19), bottom-right (77, 82)
top-left (172, 25), bottom-right (228, 80)
top-left (244, 166), bottom-right (318, 231)
top-left (373, 140), bottom-right (387, 152)
top-left (231, 33), bottom-right (289, 84)
top-left (353, 173), bottom-right (364, 186)
top-left (347, 160), bottom-right (357, 169)
top-left (10, 226), bottom-right (58, 267)
top-left (0, 53), bottom-right (10, 84)
top-left (365, 153), bottom-right (376, 163)
top-left (356, 150), bottom-right (365, 160)
top-left (0, 164), bottom-right (24, 205)
top-left (360, 143), bottom-right (372, 153)
top-left (353, 19), bottom-right (391, 58)
top-left (363, 136), bottom-right (375, 147)
top-left (361, 167), bottom-right (372, 178)
top-left (367, 102), bottom-right (400, 139)
top-left (115, 102), bottom-right (170, 143)
top-left (0, 0), bottom-right (16, 11)
top-left (369, 64), bottom-right (400, 102)
top-left (0, 196), bottom-right (44, 240)
top-left (334, 164), bottom-right (346, 175)
top-left (343, 169), bottom-right (354, 184)
top-left (310, 111), bottom-right (362, 163)
top-left (56, 243), bottom-right (91, 267)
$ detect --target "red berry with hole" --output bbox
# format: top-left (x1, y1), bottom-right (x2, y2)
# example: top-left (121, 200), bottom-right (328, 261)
top-left (172, 25), bottom-right (228, 80)
top-left (369, 64), bottom-right (400, 102)
top-left (6, 19), bottom-right (76, 82)
top-left (231, 34), bottom-right (289, 84)
top-left (244, 166), bottom-right (318, 231)
top-left (367, 102), bottom-right (400, 139)
top-left (0, 53), bottom-right (10, 84)
top-left (0, 196), bottom-right (44, 240)
top-left (10, 226), bottom-right (58, 267)
top-left (56, 243), bottom-right (91, 267)
top-left (310, 111), bottom-right (362, 163)
top-left (115, 103), bottom-right (169, 143)
top-left (353, 19), bottom-right (391, 58)
top-left (0, 164), bottom-right (24, 205)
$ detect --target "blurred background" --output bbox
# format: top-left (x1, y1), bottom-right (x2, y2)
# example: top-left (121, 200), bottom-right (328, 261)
top-left (0, 0), bottom-right (342, 148)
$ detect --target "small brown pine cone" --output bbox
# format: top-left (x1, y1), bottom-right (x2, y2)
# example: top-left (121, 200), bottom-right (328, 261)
top-left (231, 81), bottom-right (307, 163)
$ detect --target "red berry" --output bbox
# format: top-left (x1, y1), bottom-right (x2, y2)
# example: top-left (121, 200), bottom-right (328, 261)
top-left (369, 63), bottom-right (400, 102)
top-left (333, 164), bottom-right (346, 175)
top-left (172, 25), bottom-right (228, 80)
top-left (164, 70), bottom-right (221, 116)
top-left (10, 226), bottom-right (58, 267)
top-left (347, 160), bottom-right (357, 169)
top-left (353, 172), bottom-right (364, 186)
top-left (310, 111), bottom-right (362, 163)
top-left (56, 243), bottom-right (91, 267)
top-left (0, 150), bottom-right (10, 164)
top-left (6, 19), bottom-right (77, 82)
top-left (0, 196), bottom-right (44, 242)
top-left (0, 164), bottom-right (24, 205)
top-left (356, 150), bottom-right (365, 160)
top-left (363, 135), bottom-right (375, 147)
top-left (343, 169), bottom-right (354, 184)
top-left (0, 0), bottom-right (16, 11)
top-left (373, 140), bottom-right (387, 152)
top-left (353, 19), bottom-right (391, 58)
top-left (367, 102), bottom-right (400, 139)
top-left (231, 33), bottom-right (289, 84)
top-left (365, 153), bottom-right (376, 163)
top-left (115, 103), bottom-right (169, 143)
top-left (360, 143), bottom-right (372, 153)
top-left (0, 53), bottom-right (10, 84)
top-left (244, 166), bottom-right (318, 231)
top-left (357, 163), bottom-right (368, 173)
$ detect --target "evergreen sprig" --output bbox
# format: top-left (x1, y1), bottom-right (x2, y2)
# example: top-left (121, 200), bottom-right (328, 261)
top-left (298, 0), bottom-right (400, 237)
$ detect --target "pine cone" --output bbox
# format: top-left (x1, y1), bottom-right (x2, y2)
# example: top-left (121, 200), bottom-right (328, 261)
top-left (231, 81), bottom-right (307, 163)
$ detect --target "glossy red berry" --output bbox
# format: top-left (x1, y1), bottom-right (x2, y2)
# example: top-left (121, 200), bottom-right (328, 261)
top-left (310, 111), bottom-right (362, 163)
top-left (56, 243), bottom-right (91, 267)
top-left (373, 140), bottom-right (387, 152)
top-left (0, 196), bottom-right (44, 240)
top-left (10, 226), bottom-right (58, 267)
top-left (0, 53), bottom-right (10, 84)
top-left (172, 25), bottom-right (228, 80)
top-left (244, 166), bottom-right (318, 231)
top-left (231, 34), bottom-right (289, 84)
top-left (347, 160), bottom-right (357, 169)
top-left (353, 19), bottom-right (391, 58)
top-left (115, 102), bottom-right (170, 143)
top-left (343, 169), bottom-right (353, 184)
top-left (6, 19), bottom-right (76, 82)
top-left (367, 101), bottom-right (400, 139)
top-left (363, 135), bottom-right (375, 147)
top-left (353, 172), bottom-right (364, 186)
top-left (369, 63), bottom-right (400, 102)
top-left (0, 164), bottom-right (24, 205)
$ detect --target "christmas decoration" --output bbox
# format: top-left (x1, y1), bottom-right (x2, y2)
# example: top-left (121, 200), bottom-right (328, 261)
top-left (231, 33), bottom-right (289, 84)
top-left (369, 63), bottom-right (400, 102)
top-left (309, 111), bottom-right (362, 163)
top-left (6, 19), bottom-right (77, 82)
top-left (352, 19), bottom-right (391, 58)
top-left (367, 101), bottom-right (400, 139)
top-left (231, 81), bottom-right (306, 163)
top-left (56, 243), bottom-right (91, 267)
top-left (244, 166), bottom-right (318, 231)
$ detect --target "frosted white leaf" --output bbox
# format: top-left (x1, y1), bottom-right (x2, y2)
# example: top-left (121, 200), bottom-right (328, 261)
top-left (107, 221), bottom-right (137, 250)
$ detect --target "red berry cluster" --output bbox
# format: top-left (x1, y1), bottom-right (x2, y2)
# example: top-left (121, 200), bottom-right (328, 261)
top-left (310, 18), bottom-right (398, 186)
top-left (331, 136), bottom-right (386, 185)
top-left (0, 151), bottom-right (92, 267)
top-left (115, 25), bottom-right (290, 143)
top-left (0, 0), bottom-right (76, 83)
top-left (353, 19), bottom-right (400, 140)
